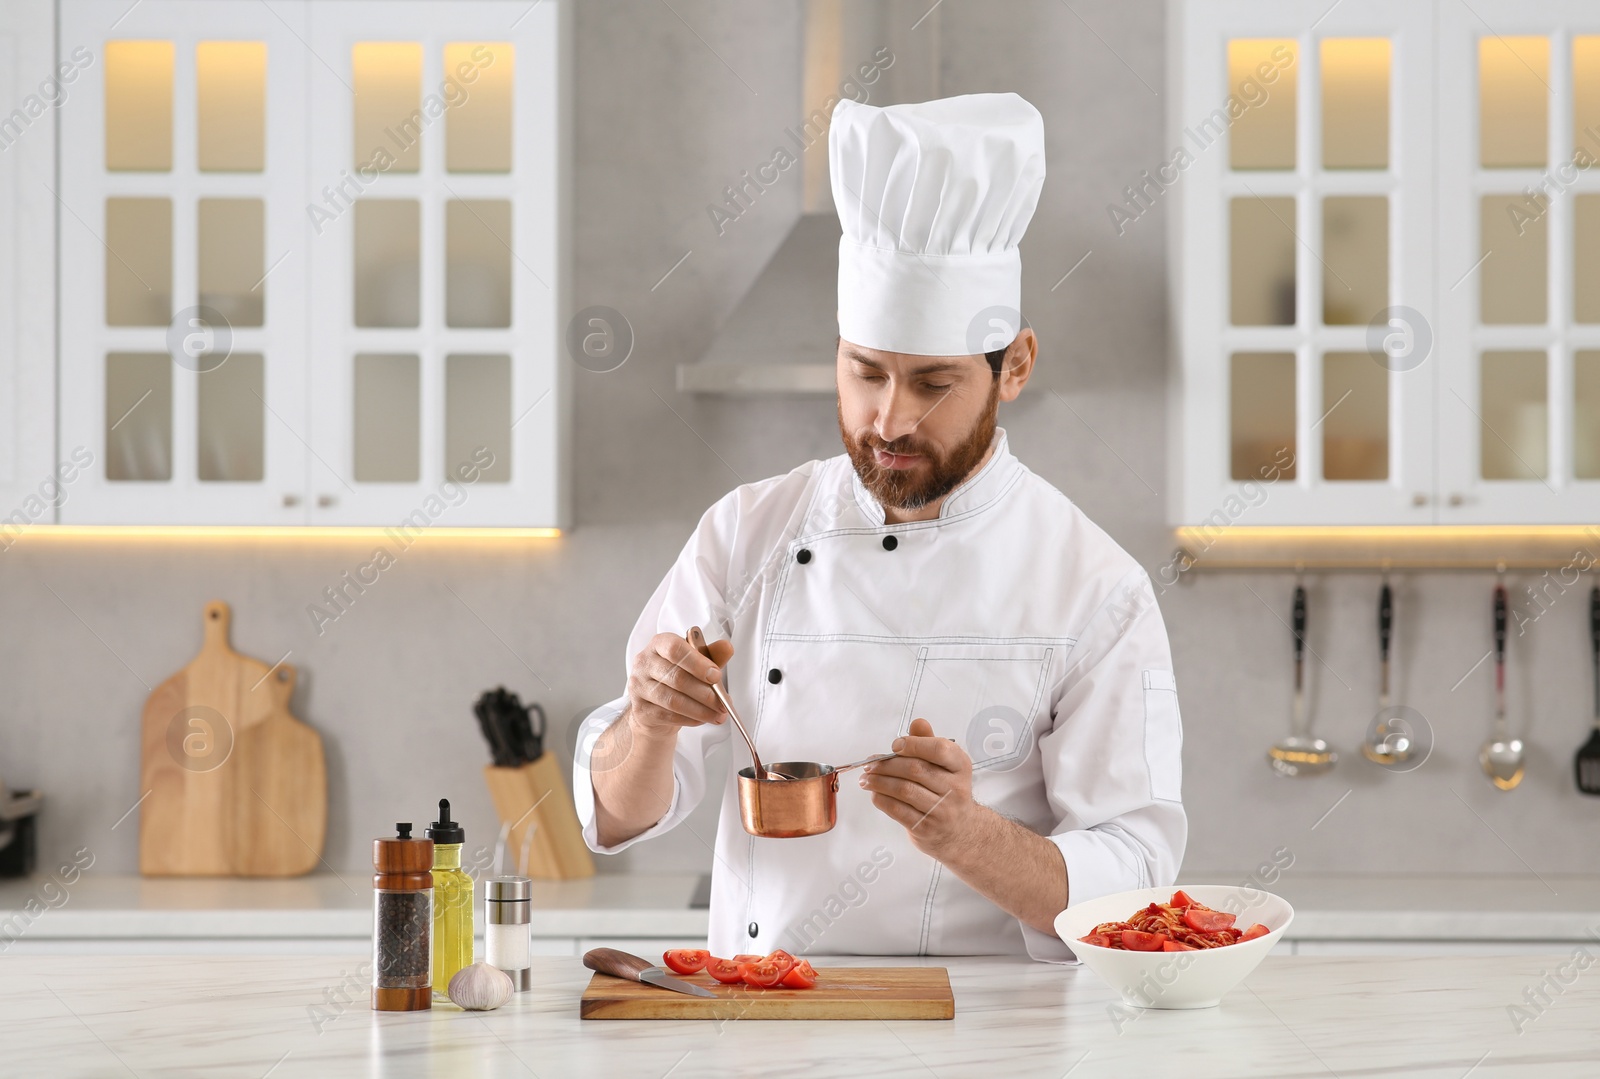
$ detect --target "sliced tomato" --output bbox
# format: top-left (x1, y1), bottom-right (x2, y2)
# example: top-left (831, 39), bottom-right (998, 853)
top-left (1182, 907), bottom-right (1237, 933)
top-left (661, 948), bottom-right (710, 975)
top-left (1170, 889), bottom-right (1195, 908)
top-left (764, 949), bottom-right (797, 975)
top-left (1120, 930), bottom-right (1166, 952)
top-left (779, 959), bottom-right (817, 989)
top-left (705, 958), bottom-right (747, 984)
top-left (732, 953), bottom-right (763, 964)
top-left (742, 961), bottom-right (785, 988)
top-left (1238, 923), bottom-right (1271, 942)
top-left (1076, 932), bottom-right (1115, 949)
top-left (1161, 939), bottom-right (1197, 952)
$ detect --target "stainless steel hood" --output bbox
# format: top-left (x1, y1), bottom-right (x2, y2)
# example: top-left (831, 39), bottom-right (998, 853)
top-left (676, 0), bottom-right (940, 395)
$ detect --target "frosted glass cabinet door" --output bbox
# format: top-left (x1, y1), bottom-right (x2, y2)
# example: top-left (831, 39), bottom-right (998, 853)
top-left (0, 4), bottom-right (58, 518)
top-left (1171, 0), bottom-right (1436, 526)
top-left (305, 2), bottom-right (564, 527)
top-left (53, 0), bottom-right (566, 526)
top-left (57, 0), bottom-right (311, 524)
top-left (1434, 1), bottom-right (1600, 524)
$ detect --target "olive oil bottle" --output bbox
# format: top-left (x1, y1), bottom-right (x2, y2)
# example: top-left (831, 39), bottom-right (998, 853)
top-left (427, 800), bottom-right (473, 1001)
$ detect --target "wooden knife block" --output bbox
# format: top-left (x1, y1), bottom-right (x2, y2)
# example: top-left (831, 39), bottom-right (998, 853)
top-left (482, 753), bottom-right (595, 880)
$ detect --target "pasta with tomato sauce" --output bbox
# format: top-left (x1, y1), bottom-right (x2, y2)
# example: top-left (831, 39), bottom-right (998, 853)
top-left (1077, 890), bottom-right (1272, 952)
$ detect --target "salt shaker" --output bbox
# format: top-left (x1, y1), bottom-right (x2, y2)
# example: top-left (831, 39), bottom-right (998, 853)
top-left (372, 823), bottom-right (434, 1011)
top-left (483, 876), bottom-right (532, 991)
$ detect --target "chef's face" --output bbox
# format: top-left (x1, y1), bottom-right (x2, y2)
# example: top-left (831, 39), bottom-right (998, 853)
top-left (835, 332), bottom-right (1034, 511)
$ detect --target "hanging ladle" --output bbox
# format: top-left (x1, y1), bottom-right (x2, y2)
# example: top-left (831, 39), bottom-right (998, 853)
top-left (1479, 575), bottom-right (1526, 791)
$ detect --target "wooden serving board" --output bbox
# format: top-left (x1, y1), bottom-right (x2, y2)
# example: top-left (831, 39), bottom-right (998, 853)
top-left (579, 967), bottom-right (954, 1020)
top-left (138, 601), bottom-right (326, 876)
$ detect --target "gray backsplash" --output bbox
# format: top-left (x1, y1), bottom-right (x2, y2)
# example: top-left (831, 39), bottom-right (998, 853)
top-left (2, 0), bottom-right (1594, 884)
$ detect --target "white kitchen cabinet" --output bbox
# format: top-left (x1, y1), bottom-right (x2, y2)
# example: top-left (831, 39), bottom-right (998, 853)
top-left (1434, 1), bottom-right (1600, 524)
top-left (1169, 0), bottom-right (1600, 526)
top-left (0, 0), bottom-right (62, 528)
top-left (53, 0), bottom-right (568, 527)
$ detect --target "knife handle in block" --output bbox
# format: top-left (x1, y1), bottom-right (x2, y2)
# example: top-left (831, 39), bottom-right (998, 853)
top-left (583, 948), bottom-right (654, 982)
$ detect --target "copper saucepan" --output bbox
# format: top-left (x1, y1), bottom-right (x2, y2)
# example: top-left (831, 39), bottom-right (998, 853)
top-left (684, 627), bottom-right (899, 838)
top-left (735, 754), bottom-right (898, 838)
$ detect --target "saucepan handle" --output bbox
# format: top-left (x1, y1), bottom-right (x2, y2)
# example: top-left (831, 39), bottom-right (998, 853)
top-left (833, 752), bottom-right (900, 774)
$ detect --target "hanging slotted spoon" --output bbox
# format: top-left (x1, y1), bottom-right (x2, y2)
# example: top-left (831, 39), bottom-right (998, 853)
top-left (1574, 585), bottom-right (1600, 795)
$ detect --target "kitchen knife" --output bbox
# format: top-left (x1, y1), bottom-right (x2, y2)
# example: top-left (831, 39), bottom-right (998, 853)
top-left (582, 948), bottom-right (717, 998)
top-left (474, 690), bottom-right (517, 767)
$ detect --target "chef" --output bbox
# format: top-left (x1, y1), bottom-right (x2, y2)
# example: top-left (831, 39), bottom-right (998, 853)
top-left (573, 92), bottom-right (1185, 962)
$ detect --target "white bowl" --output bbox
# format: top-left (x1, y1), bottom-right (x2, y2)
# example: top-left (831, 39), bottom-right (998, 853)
top-left (1052, 884), bottom-right (1293, 1010)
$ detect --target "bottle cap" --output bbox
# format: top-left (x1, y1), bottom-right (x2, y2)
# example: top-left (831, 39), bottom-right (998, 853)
top-left (426, 799), bottom-right (465, 845)
top-left (485, 876), bottom-right (533, 902)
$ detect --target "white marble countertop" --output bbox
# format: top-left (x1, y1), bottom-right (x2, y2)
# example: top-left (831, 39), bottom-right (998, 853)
top-left (0, 873), bottom-right (708, 941)
top-left (5, 871), bottom-right (1599, 944)
top-left (4, 952), bottom-right (1595, 1077)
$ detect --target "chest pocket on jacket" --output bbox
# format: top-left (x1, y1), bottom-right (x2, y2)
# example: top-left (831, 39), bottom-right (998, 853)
top-left (902, 642), bottom-right (1059, 770)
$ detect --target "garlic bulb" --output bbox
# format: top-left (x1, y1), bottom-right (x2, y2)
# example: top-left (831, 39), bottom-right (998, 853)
top-left (447, 962), bottom-right (514, 1011)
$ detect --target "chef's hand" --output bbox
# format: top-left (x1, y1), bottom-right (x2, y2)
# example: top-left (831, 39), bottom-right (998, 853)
top-left (860, 718), bottom-right (977, 857)
top-left (624, 628), bottom-right (735, 740)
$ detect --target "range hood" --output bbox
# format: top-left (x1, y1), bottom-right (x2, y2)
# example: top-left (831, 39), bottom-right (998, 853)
top-left (675, 213), bottom-right (842, 394)
top-left (676, 0), bottom-right (940, 395)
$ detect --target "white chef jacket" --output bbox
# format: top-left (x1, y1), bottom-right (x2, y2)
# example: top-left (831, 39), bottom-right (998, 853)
top-left (572, 427), bottom-right (1186, 963)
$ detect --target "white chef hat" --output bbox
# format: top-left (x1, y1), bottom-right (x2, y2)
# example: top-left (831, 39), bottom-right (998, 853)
top-left (829, 92), bottom-right (1046, 358)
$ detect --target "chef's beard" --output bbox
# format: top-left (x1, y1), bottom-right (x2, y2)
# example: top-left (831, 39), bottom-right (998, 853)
top-left (838, 376), bottom-right (1001, 512)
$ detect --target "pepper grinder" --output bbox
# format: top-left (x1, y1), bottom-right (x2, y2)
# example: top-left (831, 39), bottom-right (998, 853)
top-left (484, 876), bottom-right (533, 991)
top-left (372, 822), bottom-right (433, 1011)
top-left (427, 799), bottom-right (473, 1001)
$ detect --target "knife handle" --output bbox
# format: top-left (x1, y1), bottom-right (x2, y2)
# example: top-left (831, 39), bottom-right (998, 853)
top-left (583, 947), bottom-right (654, 982)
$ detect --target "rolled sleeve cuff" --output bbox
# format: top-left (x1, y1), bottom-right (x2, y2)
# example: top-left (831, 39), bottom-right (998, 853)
top-left (574, 760), bottom-right (685, 856)
top-left (1019, 830), bottom-right (1149, 964)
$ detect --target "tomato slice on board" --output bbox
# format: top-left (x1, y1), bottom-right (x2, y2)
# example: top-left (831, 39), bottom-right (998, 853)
top-left (1161, 939), bottom-right (1197, 951)
top-left (661, 949), bottom-right (710, 975)
top-left (764, 950), bottom-right (797, 975)
top-left (732, 954), bottom-right (763, 964)
top-left (1120, 930), bottom-right (1166, 952)
top-left (742, 962), bottom-right (785, 988)
top-left (779, 960), bottom-right (817, 989)
top-left (1182, 907), bottom-right (1237, 933)
top-left (705, 958), bottom-right (747, 984)
top-left (1170, 889), bottom-right (1195, 908)
top-left (1239, 923), bottom-right (1271, 942)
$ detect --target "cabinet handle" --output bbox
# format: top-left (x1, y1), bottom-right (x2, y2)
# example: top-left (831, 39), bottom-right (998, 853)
top-left (317, 494), bottom-right (337, 508)
top-left (282, 494), bottom-right (301, 508)
top-left (1411, 492), bottom-right (1429, 507)
top-left (1448, 493), bottom-right (1464, 507)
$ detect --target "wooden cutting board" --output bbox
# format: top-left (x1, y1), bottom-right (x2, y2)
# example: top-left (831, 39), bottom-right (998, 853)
top-left (138, 601), bottom-right (326, 876)
top-left (234, 662), bottom-right (327, 876)
top-left (579, 967), bottom-right (954, 1020)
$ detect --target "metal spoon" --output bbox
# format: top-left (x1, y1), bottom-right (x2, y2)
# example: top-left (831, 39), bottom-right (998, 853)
top-left (1361, 579), bottom-right (1414, 766)
top-left (1479, 581), bottom-right (1526, 791)
top-left (685, 626), bottom-right (786, 781)
top-left (1269, 583), bottom-right (1337, 777)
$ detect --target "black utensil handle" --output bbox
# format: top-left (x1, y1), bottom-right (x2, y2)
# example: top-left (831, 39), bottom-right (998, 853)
top-left (1493, 584), bottom-right (1508, 661)
top-left (583, 948), bottom-right (653, 983)
top-left (1590, 585), bottom-right (1600, 659)
top-left (1292, 586), bottom-right (1307, 661)
top-left (1378, 583), bottom-right (1393, 661)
